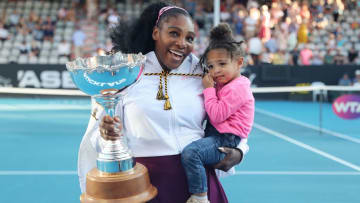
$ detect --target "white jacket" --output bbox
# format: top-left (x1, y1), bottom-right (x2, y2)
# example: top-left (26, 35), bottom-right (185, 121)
top-left (78, 52), bottom-right (249, 192)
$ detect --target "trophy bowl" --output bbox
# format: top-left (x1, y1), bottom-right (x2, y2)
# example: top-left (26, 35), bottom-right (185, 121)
top-left (66, 52), bottom-right (157, 203)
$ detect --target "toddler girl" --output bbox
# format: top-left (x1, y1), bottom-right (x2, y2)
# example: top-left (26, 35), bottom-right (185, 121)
top-left (181, 23), bottom-right (255, 203)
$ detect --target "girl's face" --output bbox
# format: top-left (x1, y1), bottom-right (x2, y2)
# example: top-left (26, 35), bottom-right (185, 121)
top-left (206, 48), bottom-right (243, 85)
top-left (152, 15), bottom-right (195, 70)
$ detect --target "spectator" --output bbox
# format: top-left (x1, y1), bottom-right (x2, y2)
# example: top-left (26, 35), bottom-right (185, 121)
top-left (333, 49), bottom-right (347, 64)
top-left (8, 10), bottom-right (20, 26)
top-left (287, 30), bottom-right (297, 51)
top-left (338, 73), bottom-right (352, 86)
top-left (272, 50), bottom-right (288, 65)
top-left (43, 24), bottom-right (54, 41)
top-left (248, 35), bottom-right (263, 65)
top-left (18, 41), bottom-right (29, 55)
top-left (300, 44), bottom-right (313, 65)
top-left (324, 49), bottom-right (334, 64)
top-left (258, 5), bottom-right (271, 42)
top-left (327, 33), bottom-right (336, 49)
top-left (244, 7), bottom-right (259, 39)
top-left (265, 36), bottom-right (278, 53)
top-left (33, 24), bottom-right (44, 41)
top-left (336, 34), bottom-right (346, 48)
top-left (348, 45), bottom-right (358, 64)
top-left (260, 47), bottom-right (272, 64)
top-left (107, 9), bottom-right (119, 29)
top-left (29, 41), bottom-right (40, 57)
top-left (57, 7), bottom-right (67, 21)
top-left (353, 70), bottom-right (360, 86)
top-left (297, 23), bottom-right (308, 43)
top-left (58, 39), bottom-right (72, 59)
top-left (290, 46), bottom-right (300, 65)
top-left (311, 52), bottom-right (324, 65)
top-left (72, 26), bottom-right (86, 58)
top-left (0, 23), bottom-right (9, 42)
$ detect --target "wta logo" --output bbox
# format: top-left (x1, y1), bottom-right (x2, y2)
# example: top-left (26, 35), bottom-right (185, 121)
top-left (332, 95), bottom-right (360, 119)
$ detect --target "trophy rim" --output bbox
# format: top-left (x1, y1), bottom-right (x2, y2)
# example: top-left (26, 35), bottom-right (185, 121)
top-left (65, 52), bottom-right (146, 73)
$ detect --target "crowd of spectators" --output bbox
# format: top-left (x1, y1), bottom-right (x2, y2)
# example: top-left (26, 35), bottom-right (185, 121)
top-left (174, 0), bottom-right (360, 66)
top-left (1, 0), bottom-right (360, 66)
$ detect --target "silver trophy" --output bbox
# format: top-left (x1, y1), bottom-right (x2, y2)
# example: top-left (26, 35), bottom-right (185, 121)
top-left (66, 52), bottom-right (157, 203)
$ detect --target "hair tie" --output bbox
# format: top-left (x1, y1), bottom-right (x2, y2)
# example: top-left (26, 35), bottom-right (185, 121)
top-left (156, 6), bottom-right (188, 26)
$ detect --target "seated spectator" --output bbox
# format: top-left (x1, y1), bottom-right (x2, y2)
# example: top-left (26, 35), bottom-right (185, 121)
top-left (300, 44), bottom-right (313, 65)
top-left (29, 41), bottom-right (40, 57)
top-left (43, 24), bottom-right (54, 41)
top-left (244, 7), bottom-right (259, 39)
top-left (324, 49), bottom-right (334, 64)
top-left (333, 49), bottom-right (347, 65)
top-left (18, 41), bottom-right (29, 55)
top-left (297, 23), bottom-right (308, 43)
top-left (265, 36), bottom-right (278, 53)
top-left (326, 33), bottom-right (336, 49)
top-left (338, 73), bottom-right (352, 86)
top-left (311, 53), bottom-right (324, 65)
top-left (33, 24), bottom-right (44, 41)
top-left (9, 10), bottom-right (20, 26)
top-left (72, 26), bottom-right (86, 58)
top-left (287, 30), bottom-right (297, 51)
top-left (354, 70), bottom-right (360, 86)
top-left (336, 34), bottom-right (346, 48)
top-left (260, 47), bottom-right (272, 64)
top-left (0, 23), bottom-right (9, 42)
top-left (348, 45), bottom-right (358, 64)
top-left (248, 35), bottom-right (263, 65)
top-left (272, 50), bottom-right (290, 65)
top-left (57, 7), bottom-right (67, 21)
top-left (290, 46), bottom-right (300, 65)
top-left (58, 39), bottom-right (72, 59)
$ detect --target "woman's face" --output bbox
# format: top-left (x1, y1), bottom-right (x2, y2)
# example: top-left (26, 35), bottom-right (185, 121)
top-left (152, 15), bottom-right (195, 70)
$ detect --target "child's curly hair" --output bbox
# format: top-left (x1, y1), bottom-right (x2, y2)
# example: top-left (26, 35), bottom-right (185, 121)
top-left (199, 23), bottom-right (244, 72)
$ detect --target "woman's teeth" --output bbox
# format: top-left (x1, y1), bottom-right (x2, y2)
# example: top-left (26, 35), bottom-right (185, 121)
top-left (169, 50), bottom-right (183, 60)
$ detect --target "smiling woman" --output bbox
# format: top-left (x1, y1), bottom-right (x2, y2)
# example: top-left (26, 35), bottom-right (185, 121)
top-left (152, 10), bottom-right (195, 70)
top-left (78, 2), bottom-right (248, 203)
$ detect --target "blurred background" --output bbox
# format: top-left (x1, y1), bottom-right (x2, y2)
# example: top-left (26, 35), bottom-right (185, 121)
top-left (0, 0), bottom-right (359, 203)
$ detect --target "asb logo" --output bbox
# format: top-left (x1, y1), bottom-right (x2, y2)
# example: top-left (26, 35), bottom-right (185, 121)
top-left (332, 95), bottom-right (360, 119)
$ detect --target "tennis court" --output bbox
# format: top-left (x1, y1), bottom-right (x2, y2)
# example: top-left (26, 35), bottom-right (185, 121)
top-left (1, 88), bottom-right (360, 203)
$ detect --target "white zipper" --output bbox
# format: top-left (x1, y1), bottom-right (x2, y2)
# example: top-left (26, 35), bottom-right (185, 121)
top-left (168, 77), bottom-right (182, 153)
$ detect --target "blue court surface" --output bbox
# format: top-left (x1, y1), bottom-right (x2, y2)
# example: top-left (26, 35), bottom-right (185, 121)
top-left (1, 97), bottom-right (359, 203)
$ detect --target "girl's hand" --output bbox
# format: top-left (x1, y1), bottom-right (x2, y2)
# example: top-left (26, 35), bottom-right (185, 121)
top-left (202, 73), bottom-right (215, 88)
top-left (99, 115), bottom-right (122, 141)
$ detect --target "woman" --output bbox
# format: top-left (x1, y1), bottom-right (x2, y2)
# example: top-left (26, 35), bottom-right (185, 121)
top-left (78, 2), bottom-right (249, 203)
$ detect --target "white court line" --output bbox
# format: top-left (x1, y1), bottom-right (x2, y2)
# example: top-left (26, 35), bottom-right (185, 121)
top-left (234, 171), bottom-right (360, 175)
top-left (0, 105), bottom-right (90, 111)
top-left (254, 123), bottom-right (360, 172)
top-left (256, 108), bottom-right (360, 144)
top-left (1, 170), bottom-right (359, 176)
top-left (0, 171), bottom-right (77, 175)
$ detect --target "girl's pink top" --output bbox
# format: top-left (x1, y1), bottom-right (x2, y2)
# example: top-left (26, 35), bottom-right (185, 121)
top-left (203, 76), bottom-right (255, 138)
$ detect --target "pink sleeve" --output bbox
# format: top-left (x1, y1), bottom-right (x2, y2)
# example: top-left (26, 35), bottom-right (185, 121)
top-left (203, 85), bottom-right (246, 124)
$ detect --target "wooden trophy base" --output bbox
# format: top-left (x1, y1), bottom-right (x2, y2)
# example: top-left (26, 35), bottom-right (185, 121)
top-left (80, 163), bottom-right (157, 203)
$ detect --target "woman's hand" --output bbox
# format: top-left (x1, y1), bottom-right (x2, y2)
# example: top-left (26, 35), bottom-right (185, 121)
top-left (213, 147), bottom-right (243, 172)
top-left (202, 73), bottom-right (215, 88)
top-left (99, 115), bottom-right (122, 141)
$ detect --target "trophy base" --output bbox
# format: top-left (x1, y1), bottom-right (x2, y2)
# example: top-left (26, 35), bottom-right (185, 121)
top-left (81, 163), bottom-right (157, 203)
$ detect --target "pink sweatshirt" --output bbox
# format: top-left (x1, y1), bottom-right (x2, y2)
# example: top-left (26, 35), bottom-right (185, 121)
top-left (203, 76), bottom-right (255, 138)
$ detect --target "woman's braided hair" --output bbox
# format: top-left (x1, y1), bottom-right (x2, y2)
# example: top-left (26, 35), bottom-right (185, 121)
top-left (110, 1), bottom-right (190, 55)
